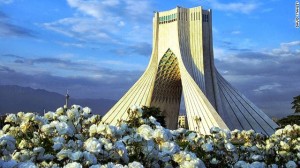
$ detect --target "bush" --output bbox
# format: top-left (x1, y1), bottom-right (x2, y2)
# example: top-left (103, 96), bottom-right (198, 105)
top-left (0, 105), bottom-right (299, 167)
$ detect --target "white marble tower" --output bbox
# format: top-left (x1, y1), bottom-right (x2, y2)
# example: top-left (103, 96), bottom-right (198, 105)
top-left (102, 6), bottom-right (278, 135)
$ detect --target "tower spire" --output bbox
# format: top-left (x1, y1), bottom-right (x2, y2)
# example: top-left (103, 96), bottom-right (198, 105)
top-left (102, 6), bottom-right (278, 135)
top-left (64, 89), bottom-right (70, 110)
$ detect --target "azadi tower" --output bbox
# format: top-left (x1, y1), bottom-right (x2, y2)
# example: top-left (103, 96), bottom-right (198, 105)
top-left (102, 6), bottom-right (278, 135)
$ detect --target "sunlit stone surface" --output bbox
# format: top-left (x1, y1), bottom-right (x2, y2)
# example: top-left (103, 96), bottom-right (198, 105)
top-left (102, 6), bottom-right (278, 135)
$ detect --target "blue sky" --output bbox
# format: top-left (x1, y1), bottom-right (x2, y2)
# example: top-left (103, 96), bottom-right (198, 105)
top-left (0, 0), bottom-right (299, 118)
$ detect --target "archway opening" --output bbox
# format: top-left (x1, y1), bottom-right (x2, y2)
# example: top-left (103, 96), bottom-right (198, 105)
top-left (150, 49), bottom-right (182, 129)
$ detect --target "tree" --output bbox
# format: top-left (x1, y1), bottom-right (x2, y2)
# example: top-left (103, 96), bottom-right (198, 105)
top-left (141, 106), bottom-right (166, 127)
top-left (276, 115), bottom-right (300, 128)
top-left (292, 95), bottom-right (300, 113)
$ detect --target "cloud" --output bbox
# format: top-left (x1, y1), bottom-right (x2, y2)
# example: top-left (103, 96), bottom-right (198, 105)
top-left (253, 83), bottom-right (281, 92)
top-left (124, 0), bottom-right (152, 20)
top-left (43, 0), bottom-right (153, 45)
top-left (271, 41), bottom-right (300, 57)
top-left (217, 40), bottom-right (252, 53)
top-left (0, 65), bottom-right (15, 72)
top-left (43, 17), bottom-right (114, 42)
top-left (231, 30), bottom-right (241, 35)
top-left (1, 52), bottom-right (146, 80)
top-left (56, 41), bottom-right (84, 48)
top-left (0, 11), bottom-right (34, 37)
top-left (209, 0), bottom-right (259, 14)
top-left (0, 0), bottom-right (13, 4)
top-left (0, 21), bottom-right (34, 37)
top-left (215, 41), bottom-right (300, 118)
top-left (112, 42), bottom-right (152, 57)
top-left (0, 65), bottom-right (142, 99)
top-left (2, 54), bottom-right (24, 59)
top-left (6, 56), bottom-right (82, 67)
top-left (0, 11), bottom-right (7, 18)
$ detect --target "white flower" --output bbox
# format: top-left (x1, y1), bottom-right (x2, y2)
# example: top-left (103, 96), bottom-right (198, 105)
top-left (58, 115), bottom-right (69, 122)
top-left (130, 105), bottom-right (138, 112)
top-left (234, 161), bottom-right (249, 168)
top-left (12, 150), bottom-right (32, 162)
top-left (100, 162), bottom-right (125, 168)
top-left (89, 124), bottom-right (98, 136)
top-left (116, 123), bottom-right (128, 136)
top-left (84, 138), bottom-right (103, 154)
top-left (251, 155), bottom-right (263, 161)
top-left (82, 107), bottom-right (92, 118)
top-left (158, 152), bottom-right (171, 162)
top-left (44, 112), bottom-right (57, 120)
top-left (41, 124), bottom-right (54, 134)
top-left (266, 141), bottom-right (274, 150)
top-left (83, 151), bottom-right (97, 165)
top-left (280, 141), bottom-right (290, 150)
top-left (5, 114), bottom-right (18, 123)
top-left (56, 107), bottom-right (64, 115)
top-left (269, 164), bottom-right (278, 168)
top-left (210, 127), bottom-right (220, 134)
top-left (34, 115), bottom-right (48, 125)
top-left (137, 124), bottom-right (153, 140)
top-left (141, 140), bottom-right (158, 159)
top-left (69, 151), bottom-right (83, 161)
top-left (220, 129), bottom-right (231, 139)
top-left (160, 141), bottom-right (180, 155)
top-left (97, 124), bottom-right (106, 134)
top-left (66, 140), bottom-right (76, 149)
top-left (63, 162), bottom-right (82, 168)
top-left (225, 143), bottom-right (235, 152)
top-left (176, 128), bottom-right (186, 134)
top-left (180, 158), bottom-right (206, 168)
top-left (2, 124), bottom-right (10, 132)
top-left (130, 105), bottom-right (143, 117)
top-left (67, 108), bottom-right (80, 121)
top-left (56, 149), bottom-right (72, 160)
top-left (106, 125), bottom-right (116, 136)
top-left (187, 132), bottom-right (197, 141)
top-left (149, 116), bottom-right (161, 126)
top-left (33, 147), bottom-right (45, 155)
top-left (115, 140), bottom-right (129, 163)
top-left (0, 134), bottom-right (16, 154)
top-left (173, 152), bottom-right (185, 163)
top-left (18, 161), bottom-right (37, 168)
top-left (71, 105), bottom-right (82, 111)
top-left (173, 151), bottom-right (201, 167)
top-left (18, 139), bottom-right (28, 149)
top-left (210, 158), bottom-right (219, 164)
top-left (50, 120), bottom-right (59, 127)
top-left (284, 125), bottom-right (293, 134)
top-left (250, 162), bottom-right (266, 168)
top-left (55, 122), bottom-right (70, 135)
top-left (285, 161), bottom-right (297, 168)
top-left (90, 165), bottom-right (101, 168)
top-left (278, 150), bottom-right (288, 157)
top-left (153, 126), bottom-right (171, 142)
top-left (128, 161), bottom-right (144, 168)
top-left (202, 142), bottom-right (213, 152)
top-left (41, 154), bottom-right (55, 161)
top-left (23, 113), bottom-right (35, 122)
top-left (52, 137), bottom-right (65, 151)
top-left (274, 129), bottom-right (283, 136)
top-left (0, 160), bottom-right (17, 168)
top-left (88, 115), bottom-right (100, 124)
top-left (104, 142), bottom-right (113, 151)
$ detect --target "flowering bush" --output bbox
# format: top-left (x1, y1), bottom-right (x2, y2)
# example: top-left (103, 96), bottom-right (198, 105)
top-left (0, 105), bottom-right (299, 167)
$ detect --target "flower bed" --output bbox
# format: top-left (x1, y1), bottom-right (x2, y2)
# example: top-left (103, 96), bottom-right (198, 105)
top-left (0, 105), bottom-right (299, 168)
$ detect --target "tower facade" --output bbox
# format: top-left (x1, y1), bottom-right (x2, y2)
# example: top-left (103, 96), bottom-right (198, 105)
top-left (102, 6), bottom-right (278, 135)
